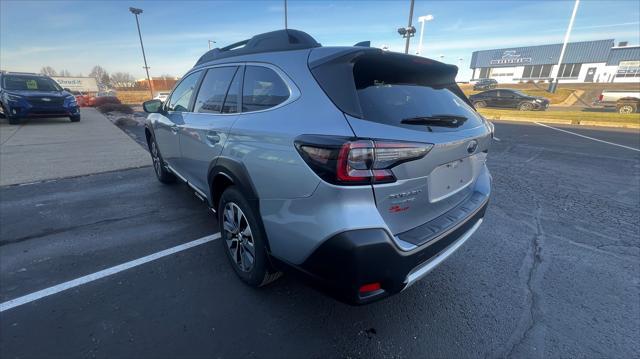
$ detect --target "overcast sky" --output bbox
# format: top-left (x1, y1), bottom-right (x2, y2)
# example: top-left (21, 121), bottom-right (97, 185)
top-left (1, 0), bottom-right (639, 81)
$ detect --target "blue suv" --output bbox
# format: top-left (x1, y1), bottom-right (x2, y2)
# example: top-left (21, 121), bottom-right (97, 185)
top-left (0, 72), bottom-right (81, 125)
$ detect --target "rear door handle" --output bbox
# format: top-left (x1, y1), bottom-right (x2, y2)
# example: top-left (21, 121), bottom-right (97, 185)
top-left (206, 131), bottom-right (221, 144)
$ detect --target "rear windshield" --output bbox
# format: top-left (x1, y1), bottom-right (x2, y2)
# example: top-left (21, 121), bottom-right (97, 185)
top-left (2, 75), bottom-right (62, 91)
top-left (357, 84), bottom-right (481, 129)
top-left (310, 49), bottom-right (483, 131)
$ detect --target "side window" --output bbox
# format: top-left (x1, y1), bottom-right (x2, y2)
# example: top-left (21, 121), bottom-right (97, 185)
top-left (194, 66), bottom-right (238, 113)
top-left (167, 71), bottom-right (202, 112)
top-left (242, 66), bottom-right (290, 112)
top-left (222, 67), bottom-right (242, 114)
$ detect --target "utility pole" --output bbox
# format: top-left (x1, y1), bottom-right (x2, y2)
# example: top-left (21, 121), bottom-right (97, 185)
top-left (208, 40), bottom-right (216, 50)
top-left (404, 0), bottom-right (415, 54)
top-left (284, 0), bottom-right (288, 29)
top-left (549, 0), bottom-right (580, 93)
top-left (397, 0), bottom-right (416, 54)
top-left (129, 7), bottom-right (154, 99)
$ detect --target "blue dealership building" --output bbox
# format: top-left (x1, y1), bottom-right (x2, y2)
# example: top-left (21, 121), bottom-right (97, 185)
top-left (470, 39), bottom-right (640, 84)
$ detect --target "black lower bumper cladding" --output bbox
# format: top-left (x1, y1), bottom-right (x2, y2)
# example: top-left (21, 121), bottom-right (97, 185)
top-left (300, 201), bottom-right (488, 305)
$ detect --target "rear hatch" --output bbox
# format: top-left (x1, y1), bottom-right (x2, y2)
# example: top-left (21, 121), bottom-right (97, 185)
top-left (309, 48), bottom-right (491, 236)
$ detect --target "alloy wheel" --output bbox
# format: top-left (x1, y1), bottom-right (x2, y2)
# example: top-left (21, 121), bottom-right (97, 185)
top-left (151, 141), bottom-right (162, 177)
top-left (520, 103), bottom-right (533, 111)
top-left (619, 105), bottom-right (633, 114)
top-left (223, 202), bottom-right (255, 272)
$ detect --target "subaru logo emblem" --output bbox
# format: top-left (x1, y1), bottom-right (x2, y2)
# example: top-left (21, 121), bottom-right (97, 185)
top-left (42, 98), bottom-right (51, 102)
top-left (467, 140), bottom-right (478, 154)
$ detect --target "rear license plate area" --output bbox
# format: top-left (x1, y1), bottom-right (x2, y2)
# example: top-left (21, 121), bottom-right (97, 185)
top-left (428, 157), bottom-right (473, 202)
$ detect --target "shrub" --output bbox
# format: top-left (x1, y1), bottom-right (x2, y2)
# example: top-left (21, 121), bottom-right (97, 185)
top-left (93, 96), bottom-right (121, 107)
top-left (97, 103), bottom-right (133, 114)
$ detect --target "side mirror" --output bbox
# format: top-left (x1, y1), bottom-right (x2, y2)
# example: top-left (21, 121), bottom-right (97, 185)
top-left (143, 99), bottom-right (163, 113)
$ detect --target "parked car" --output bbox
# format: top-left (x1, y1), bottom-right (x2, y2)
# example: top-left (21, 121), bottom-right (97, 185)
top-left (0, 72), bottom-right (80, 124)
top-left (595, 90), bottom-right (640, 114)
top-left (70, 90), bottom-right (92, 107)
top-left (473, 78), bottom-right (497, 90)
top-left (154, 92), bottom-right (171, 101)
top-left (469, 89), bottom-right (549, 111)
top-left (143, 30), bottom-right (493, 304)
top-left (81, 92), bottom-right (120, 107)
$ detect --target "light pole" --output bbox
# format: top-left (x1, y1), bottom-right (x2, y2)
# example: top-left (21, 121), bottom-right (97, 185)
top-left (549, 0), bottom-right (580, 93)
top-left (416, 14), bottom-right (434, 55)
top-left (129, 7), bottom-right (153, 99)
top-left (397, 0), bottom-right (416, 54)
top-left (208, 40), bottom-right (216, 50)
top-left (284, 0), bottom-right (288, 29)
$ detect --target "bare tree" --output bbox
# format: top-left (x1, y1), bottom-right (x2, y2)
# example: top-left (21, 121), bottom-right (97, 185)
top-left (40, 66), bottom-right (57, 76)
top-left (89, 65), bottom-right (109, 84)
top-left (110, 72), bottom-right (136, 88)
top-left (59, 69), bottom-right (72, 77)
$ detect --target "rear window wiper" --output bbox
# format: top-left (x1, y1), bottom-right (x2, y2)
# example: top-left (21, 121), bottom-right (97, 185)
top-left (401, 115), bottom-right (468, 128)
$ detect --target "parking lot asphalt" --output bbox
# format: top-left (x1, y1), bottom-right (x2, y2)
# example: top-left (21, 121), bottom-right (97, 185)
top-left (1, 121), bottom-right (639, 358)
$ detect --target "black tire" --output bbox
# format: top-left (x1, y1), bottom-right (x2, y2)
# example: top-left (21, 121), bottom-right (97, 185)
top-left (149, 137), bottom-right (176, 184)
top-left (70, 115), bottom-right (81, 122)
top-left (7, 116), bottom-right (20, 125)
top-left (218, 186), bottom-right (281, 287)
top-left (474, 100), bottom-right (487, 108)
top-left (518, 102), bottom-right (534, 111)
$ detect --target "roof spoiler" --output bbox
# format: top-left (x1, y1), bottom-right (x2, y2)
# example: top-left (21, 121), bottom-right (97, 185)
top-left (195, 29), bottom-right (321, 66)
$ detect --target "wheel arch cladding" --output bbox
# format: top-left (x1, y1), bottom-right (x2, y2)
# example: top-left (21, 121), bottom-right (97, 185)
top-left (208, 158), bottom-right (272, 251)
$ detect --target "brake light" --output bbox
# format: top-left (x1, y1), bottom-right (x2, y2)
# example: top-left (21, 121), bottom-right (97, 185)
top-left (598, 94), bottom-right (603, 101)
top-left (295, 135), bottom-right (432, 185)
top-left (359, 282), bottom-right (382, 294)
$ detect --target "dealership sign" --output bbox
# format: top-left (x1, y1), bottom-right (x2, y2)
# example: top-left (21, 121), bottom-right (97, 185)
top-left (50, 77), bottom-right (99, 92)
top-left (490, 50), bottom-right (532, 65)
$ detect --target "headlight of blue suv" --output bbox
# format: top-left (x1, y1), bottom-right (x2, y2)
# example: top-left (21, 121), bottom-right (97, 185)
top-left (5, 93), bottom-right (23, 102)
top-left (534, 99), bottom-right (543, 103)
top-left (66, 96), bottom-right (77, 106)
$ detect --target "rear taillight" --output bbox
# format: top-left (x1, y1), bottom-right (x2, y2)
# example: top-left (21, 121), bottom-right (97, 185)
top-left (598, 94), bottom-right (603, 101)
top-left (295, 135), bottom-right (432, 185)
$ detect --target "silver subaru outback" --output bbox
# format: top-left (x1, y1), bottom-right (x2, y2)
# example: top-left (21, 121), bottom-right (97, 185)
top-left (143, 29), bottom-right (492, 304)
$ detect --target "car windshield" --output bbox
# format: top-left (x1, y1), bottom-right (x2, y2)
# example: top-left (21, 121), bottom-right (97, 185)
top-left (2, 75), bottom-right (62, 91)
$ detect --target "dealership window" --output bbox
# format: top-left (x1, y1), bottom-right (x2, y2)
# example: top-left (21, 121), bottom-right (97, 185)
top-left (522, 65), bottom-right (552, 79)
top-left (557, 63), bottom-right (582, 78)
top-left (478, 68), bottom-right (490, 79)
top-left (616, 61), bottom-right (640, 78)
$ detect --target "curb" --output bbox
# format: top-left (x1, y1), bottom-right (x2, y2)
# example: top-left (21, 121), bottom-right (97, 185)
top-left (484, 116), bottom-right (640, 129)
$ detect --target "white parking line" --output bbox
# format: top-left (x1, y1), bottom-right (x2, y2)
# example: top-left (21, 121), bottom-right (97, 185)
top-left (534, 122), bottom-right (640, 152)
top-left (0, 233), bottom-right (221, 313)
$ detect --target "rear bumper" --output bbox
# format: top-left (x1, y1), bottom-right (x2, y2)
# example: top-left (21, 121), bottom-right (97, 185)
top-left (300, 198), bottom-right (488, 305)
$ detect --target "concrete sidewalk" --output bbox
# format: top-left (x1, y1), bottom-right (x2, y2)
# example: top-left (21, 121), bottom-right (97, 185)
top-left (0, 108), bottom-right (149, 186)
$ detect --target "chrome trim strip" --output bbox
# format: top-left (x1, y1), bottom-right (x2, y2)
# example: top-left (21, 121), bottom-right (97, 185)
top-left (403, 218), bottom-right (483, 289)
top-left (393, 196), bottom-right (489, 253)
top-left (166, 164), bottom-right (208, 200)
top-left (166, 164), bottom-right (187, 182)
top-left (179, 62), bottom-right (301, 116)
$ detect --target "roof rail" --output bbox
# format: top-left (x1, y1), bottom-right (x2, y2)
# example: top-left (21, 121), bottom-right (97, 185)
top-left (1, 71), bottom-right (40, 76)
top-left (195, 29), bottom-right (321, 66)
